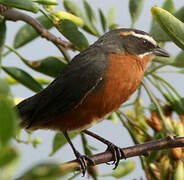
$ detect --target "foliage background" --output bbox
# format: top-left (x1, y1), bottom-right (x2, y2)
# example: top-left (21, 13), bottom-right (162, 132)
top-left (0, 0), bottom-right (184, 179)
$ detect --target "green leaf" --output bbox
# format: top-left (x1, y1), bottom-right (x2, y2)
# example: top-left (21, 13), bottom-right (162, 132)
top-left (23, 56), bottom-right (68, 78)
top-left (112, 161), bottom-right (135, 178)
top-left (0, 19), bottom-right (6, 61)
top-left (151, 7), bottom-right (184, 50)
top-left (150, 0), bottom-right (175, 42)
top-left (150, 20), bottom-right (170, 42)
top-left (13, 15), bottom-right (53, 49)
top-left (86, 144), bottom-right (98, 152)
top-left (0, 83), bottom-right (17, 145)
top-left (51, 11), bottom-right (84, 26)
top-left (2, 66), bottom-right (43, 92)
top-left (33, 0), bottom-right (58, 5)
top-left (172, 98), bottom-right (184, 115)
top-left (6, 45), bottom-right (68, 77)
top-left (17, 163), bottom-right (71, 180)
top-left (107, 7), bottom-right (117, 30)
top-left (0, 75), bottom-right (11, 96)
top-left (161, 86), bottom-right (184, 115)
top-left (173, 161), bottom-right (184, 180)
top-left (101, 161), bottom-right (135, 178)
top-left (58, 19), bottom-right (89, 50)
top-left (83, 0), bottom-right (97, 25)
top-left (153, 56), bottom-right (173, 64)
top-left (107, 112), bottom-right (119, 123)
top-left (129, 0), bottom-right (144, 27)
top-left (162, 0), bottom-right (175, 14)
top-left (146, 151), bottom-right (159, 163)
top-left (5, 76), bottom-right (51, 85)
top-left (49, 132), bottom-right (78, 156)
top-left (63, 0), bottom-right (86, 22)
top-left (171, 51), bottom-right (184, 68)
top-left (63, 0), bottom-right (100, 36)
top-left (98, 8), bottom-right (107, 32)
top-left (0, 146), bottom-right (18, 167)
top-left (152, 75), bottom-right (184, 115)
top-left (134, 98), bottom-right (148, 130)
top-left (150, 6), bottom-right (184, 42)
top-left (82, 0), bottom-right (100, 37)
top-left (0, 0), bottom-right (39, 13)
top-left (174, 6), bottom-right (184, 22)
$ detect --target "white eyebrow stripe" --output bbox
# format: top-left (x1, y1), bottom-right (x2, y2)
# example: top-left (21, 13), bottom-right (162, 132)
top-left (131, 31), bottom-right (157, 46)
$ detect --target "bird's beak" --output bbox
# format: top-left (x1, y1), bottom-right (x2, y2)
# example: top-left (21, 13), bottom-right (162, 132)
top-left (153, 46), bottom-right (170, 57)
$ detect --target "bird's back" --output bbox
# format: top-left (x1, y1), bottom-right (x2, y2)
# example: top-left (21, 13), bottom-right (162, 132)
top-left (16, 44), bottom-right (108, 129)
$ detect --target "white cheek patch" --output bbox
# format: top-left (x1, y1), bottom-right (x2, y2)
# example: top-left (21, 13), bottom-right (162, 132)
top-left (138, 52), bottom-right (156, 59)
top-left (131, 31), bottom-right (157, 46)
top-left (138, 52), bottom-right (152, 58)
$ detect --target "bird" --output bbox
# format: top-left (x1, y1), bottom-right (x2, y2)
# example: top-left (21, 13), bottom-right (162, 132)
top-left (16, 28), bottom-right (169, 175)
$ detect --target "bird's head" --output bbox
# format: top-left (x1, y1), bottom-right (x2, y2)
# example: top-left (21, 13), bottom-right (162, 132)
top-left (96, 28), bottom-right (169, 60)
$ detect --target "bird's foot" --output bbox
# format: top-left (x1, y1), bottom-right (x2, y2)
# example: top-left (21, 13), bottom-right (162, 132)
top-left (75, 151), bottom-right (95, 176)
top-left (105, 143), bottom-right (125, 169)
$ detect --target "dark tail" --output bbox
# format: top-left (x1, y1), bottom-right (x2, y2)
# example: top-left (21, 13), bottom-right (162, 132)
top-left (16, 94), bottom-right (39, 128)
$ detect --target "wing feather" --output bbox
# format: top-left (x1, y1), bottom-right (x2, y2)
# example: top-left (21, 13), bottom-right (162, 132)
top-left (26, 47), bottom-right (108, 128)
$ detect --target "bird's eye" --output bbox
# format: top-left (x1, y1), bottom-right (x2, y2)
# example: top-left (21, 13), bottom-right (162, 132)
top-left (143, 40), bottom-right (147, 44)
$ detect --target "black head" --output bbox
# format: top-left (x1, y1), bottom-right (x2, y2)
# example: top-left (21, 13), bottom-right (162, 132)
top-left (97, 28), bottom-right (169, 58)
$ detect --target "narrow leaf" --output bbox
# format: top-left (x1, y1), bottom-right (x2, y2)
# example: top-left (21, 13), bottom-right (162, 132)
top-left (162, 0), bottom-right (175, 14)
top-left (0, 0), bottom-right (39, 13)
top-left (0, 19), bottom-right (6, 62)
top-left (0, 77), bottom-right (11, 96)
top-left (174, 6), bottom-right (184, 22)
top-left (150, 6), bottom-right (184, 42)
top-left (63, 0), bottom-right (100, 36)
top-left (5, 76), bottom-right (51, 85)
top-left (98, 8), bottom-right (107, 32)
top-left (6, 45), bottom-right (68, 77)
top-left (2, 66), bottom-right (43, 92)
top-left (50, 132), bottom-right (78, 156)
top-left (51, 11), bottom-right (84, 26)
top-left (107, 7), bottom-right (117, 30)
top-left (25, 56), bottom-right (68, 77)
top-left (17, 163), bottom-right (72, 179)
top-left (107, 112), bottom-right (119, 123)
top-left (151, 7), bottom-right (184, 50)
top-left (59, 19), bottom-right (89, 50)
top-left (0, 147), bottom-right (18, 167)
top-left (0, 79), bottom-right (17, 145)
top-left (101, 161), bottom-right (135, 178)
top-left (172, 51), bottom-right (184, 68)
top-left (150, 0), bottom-right (176, 42)
top-left (129, 0), bottom-right (144, 27)
top-left (33, 0), bottom-right (58, 5)
top-left (112, 161), bottom-right (135, 178)
top-left (13, 15), bottom-right (53, 49)
top-left (63, 0), bottom-right (86, 21)
top-left (173, 161), bottom-right (184, 180)
top-left (83, 0), bottom-right (97, 25)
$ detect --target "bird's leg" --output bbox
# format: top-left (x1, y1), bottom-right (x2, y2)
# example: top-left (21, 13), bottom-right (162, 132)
top-left (63, 131), bottom-right (94, 176)
top-left (83, 129), bottom-right (125, 169)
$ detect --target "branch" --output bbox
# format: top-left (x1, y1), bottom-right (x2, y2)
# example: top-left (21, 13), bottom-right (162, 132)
top-left (0, 4), bottom-right (77, 61)
top-left (61, 136), bottom-right (184, 173)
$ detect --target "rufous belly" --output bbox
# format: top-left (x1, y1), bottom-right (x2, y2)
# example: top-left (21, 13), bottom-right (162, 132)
top-left (47, 53), bottom-right (150, 132)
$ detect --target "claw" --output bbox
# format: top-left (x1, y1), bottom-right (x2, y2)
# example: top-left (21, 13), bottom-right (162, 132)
top-left (105, 143), bottom-right (125, 169)
top-left (75, 151), bottom-right (95, 176)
